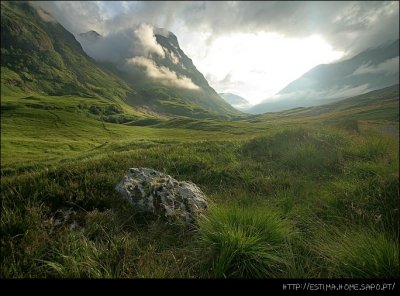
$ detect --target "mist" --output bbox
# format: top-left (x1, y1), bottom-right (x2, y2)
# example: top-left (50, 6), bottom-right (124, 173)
top-left (248, 84), bottom-right (373, 114)
top-left (75, 23), bottom-right (199, 90)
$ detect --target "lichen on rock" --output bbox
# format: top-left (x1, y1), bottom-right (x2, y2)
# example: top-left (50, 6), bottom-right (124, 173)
top-left (115, 168), bottom-right (208, 223)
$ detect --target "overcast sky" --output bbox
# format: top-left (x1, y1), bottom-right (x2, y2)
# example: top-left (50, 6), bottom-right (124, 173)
top-left (33, 1), bottom-right (399, 105)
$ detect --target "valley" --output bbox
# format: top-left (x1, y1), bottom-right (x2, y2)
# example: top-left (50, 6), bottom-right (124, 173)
top-left (1, 1), bottom-right (399, 279)
top-left (2, 85), bottom-right (398, 278)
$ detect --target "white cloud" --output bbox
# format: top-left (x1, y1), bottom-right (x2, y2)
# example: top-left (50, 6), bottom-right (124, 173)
top-left (168, 51), bottom-right (179, 64)
top-left (135, 23), bottom-right (165, 58)
top-left (353, 57), bottom-right (399, 75)
top-left (127, 56), bottom-right (199, 90)
top-left (193, 33), bottom-right (343, 104)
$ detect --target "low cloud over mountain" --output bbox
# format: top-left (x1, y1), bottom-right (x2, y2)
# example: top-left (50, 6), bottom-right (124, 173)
top-left (76, 23), bottom-right (199, 90)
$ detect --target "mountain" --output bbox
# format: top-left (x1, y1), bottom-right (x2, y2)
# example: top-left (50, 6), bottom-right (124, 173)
top-left (219, 93), bottom-right (250, 111)
top-left (76, 27), bottom-right (240, 119)
top-left (248, 40), bottom-right (399, 114)
top-left (1, 2), bottom-right (239, 119)
top-left (78, 30), bottom-right (101, 44)
top-left (256, 84), bottom-right (399, 122)
top-left (0, 1), bottom-right (134, 101)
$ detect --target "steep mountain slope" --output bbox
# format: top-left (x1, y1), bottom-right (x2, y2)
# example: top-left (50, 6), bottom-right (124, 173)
top-left (0, 1), bottom-right (134, 101)
top-left (219, 93), bottom-right (250, 111)
top-left (1, 2), bottom-right (238, 120)
top-left (77, 28), bottom-right (240, 119)
top-left (249, 40), bottom-right (399, 114)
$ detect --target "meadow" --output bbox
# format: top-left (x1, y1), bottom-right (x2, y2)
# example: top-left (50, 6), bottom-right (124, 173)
top-left (1, 91), bottom-right (399, 278)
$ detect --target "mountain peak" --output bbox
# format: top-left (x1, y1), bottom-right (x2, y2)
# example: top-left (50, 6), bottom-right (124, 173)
top-left (79, 30), bottom-right (102, 43)
top-left (154, 27), bottom-right (179, 48)
top-left (81, 30), bottom-right (101, 37)
top-left (153, 27), bottom-right (171, 38)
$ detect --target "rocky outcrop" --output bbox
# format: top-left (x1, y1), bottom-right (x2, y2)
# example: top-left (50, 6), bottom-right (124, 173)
top-left (115, 168), bottom-right (207, 223)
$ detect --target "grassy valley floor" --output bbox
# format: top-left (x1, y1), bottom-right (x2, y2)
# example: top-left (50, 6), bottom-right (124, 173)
top-left (1, 93), bottom-right (399, 278)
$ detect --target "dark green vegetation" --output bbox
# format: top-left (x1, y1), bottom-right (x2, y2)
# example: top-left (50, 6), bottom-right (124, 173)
top-left (0, 1), bottom-right (133, 101)
top-left (1, 1), bottom-right (399, 279)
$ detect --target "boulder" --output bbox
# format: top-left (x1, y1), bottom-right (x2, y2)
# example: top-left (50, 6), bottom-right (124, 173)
top-left (115, 168), bottom-right (207, 223)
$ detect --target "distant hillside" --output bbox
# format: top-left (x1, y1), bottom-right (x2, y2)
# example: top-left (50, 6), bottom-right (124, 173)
top-left (256, 84), bottom-right (399, 122)
top-left (0, 1), bottom-right (133, 101)
top-left (249, 40), bottom-right (399, 114)
top-left (219, 93), bottom-right (250, 111)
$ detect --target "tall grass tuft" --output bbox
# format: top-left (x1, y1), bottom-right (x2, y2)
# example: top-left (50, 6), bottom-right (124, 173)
top-left (198, 205), bottom-right (293, 278)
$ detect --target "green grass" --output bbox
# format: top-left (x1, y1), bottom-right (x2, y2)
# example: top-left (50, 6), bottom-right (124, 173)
top-left (1, 89), bottom-right (399, 278)
top-left (1, 94), bottom-right (243, 173)
top-left (316, 227), bottom-right (399, 278)
top-left (199, 205), bottom-right (294, 278)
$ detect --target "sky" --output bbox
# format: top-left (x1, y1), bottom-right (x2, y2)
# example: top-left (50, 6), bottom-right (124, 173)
top-left (32, 1), bottom-right (399, 105)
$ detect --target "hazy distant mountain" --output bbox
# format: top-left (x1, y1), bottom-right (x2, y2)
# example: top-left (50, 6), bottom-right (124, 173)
top-left (248, 40), bottom-right (399, 114)
top-left (78, 30), bottom-right (101, 44)
top-left (219, 93), bottom-right (250, 111)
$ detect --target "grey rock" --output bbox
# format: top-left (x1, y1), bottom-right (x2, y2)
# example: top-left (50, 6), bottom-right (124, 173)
top-left (115, 168), bottom-right (208, 223)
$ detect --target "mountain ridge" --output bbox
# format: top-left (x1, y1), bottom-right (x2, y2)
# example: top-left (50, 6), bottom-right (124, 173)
top-left (248, 39), bottom-right (399, 114)
top-left (76, 27), bottom-right (240, 118)
top-left (1, 2), bottom-right (239, 119)
top-left (1, 1), bottom-right (134, 101)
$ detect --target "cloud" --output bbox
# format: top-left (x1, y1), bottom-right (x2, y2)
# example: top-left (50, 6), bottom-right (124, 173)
top-left (353, 57), bottom-right (400, 75)
top-left (168, 51), bottom-right (179, 64)
top-left (206, 72), bottom-right (246, 94)
top-left (74, 21), bottom-right (198, 90)
top-left (127, 56), bottom-right (199, 90)
top-left (134, 23), bottom-right (165, 58)
top-left (264, 84), bottom-right (372, 106)
top-left (29, 1), bottom-right (399, 104)
top-left (182, 1), bottom-right (399, 57)
top-left (36, 8), bottom-right (57, 23)
top-left (29, 1), bottom-right (105, 34)
top-left (31, 1), bottom-right (399, 58)
top-left (76, 23), bottom-right (165, 61)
